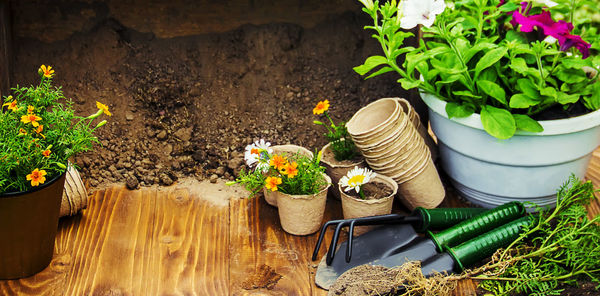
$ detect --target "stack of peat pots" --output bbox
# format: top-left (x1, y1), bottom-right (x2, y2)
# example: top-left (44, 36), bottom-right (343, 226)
top-left (346, 98), bottom-right (445, 210)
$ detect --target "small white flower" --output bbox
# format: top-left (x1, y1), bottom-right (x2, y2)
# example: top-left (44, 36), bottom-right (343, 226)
top-left (399, 0), bottom-right (446, 29)
top-left (244, 139), bottom-right (273, 169)
top-left (358, 0), bottom-right (375, 11)
top-left (532, 0), bottom-right (558, 7)
top-left (543, 35), bottom-right (557, 44)
top-left (339, 166), bottom-right (377, 193)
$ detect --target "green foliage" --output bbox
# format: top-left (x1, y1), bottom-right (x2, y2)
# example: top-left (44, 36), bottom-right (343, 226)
top-left (476, 176), bottom-right (600, 295)
top-left (0, 68), bottom-right (107, 194)
top-left (313, 101), bottom-right (358, 161)
top-left (355, 0), bottom-right (600, 139)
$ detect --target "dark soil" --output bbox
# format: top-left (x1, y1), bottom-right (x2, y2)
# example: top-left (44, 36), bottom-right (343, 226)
top-left (11, 12), bottom-right (416, 190)
top-left (322, 143), bottom-right (364, 166)
top-left (344, 181), bottom-right (393, 200)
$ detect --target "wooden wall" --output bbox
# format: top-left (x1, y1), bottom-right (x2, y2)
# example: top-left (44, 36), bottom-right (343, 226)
top-left (0, 0), bottom-right (10, 98)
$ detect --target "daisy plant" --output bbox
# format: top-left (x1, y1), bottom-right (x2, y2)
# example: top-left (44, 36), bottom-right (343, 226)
top-left (312, 99), bottom-right (358, 161)
top-left (339, 167), bottom-right (377, 199)
top-left (229, 139), bottom-right (328, 197)
top-left (355, 0), bottom-right (600, 139)
top-left (0, 65), bottom-right (109, 194)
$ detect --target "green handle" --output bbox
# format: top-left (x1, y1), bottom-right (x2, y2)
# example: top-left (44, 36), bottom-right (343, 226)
top-left (446, 216), bottom-right (533, 271)
top-left (428, 201), bottom-right (525, 251)
top-left (414, 207), bottom-right (488, 232)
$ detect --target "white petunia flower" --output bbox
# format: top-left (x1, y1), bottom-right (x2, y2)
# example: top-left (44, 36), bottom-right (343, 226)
top-left (399, 0), bottom-right (446, 29)
top-left (532, 0), bottom-right (558, 7)
top-left (339, 166), bottom-right (377, 194)
top-left (244, 139), bottom-right (273, 171)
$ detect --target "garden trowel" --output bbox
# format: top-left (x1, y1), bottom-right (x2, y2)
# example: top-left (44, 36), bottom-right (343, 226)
top-left (314, 201), bottom-right (525, 289)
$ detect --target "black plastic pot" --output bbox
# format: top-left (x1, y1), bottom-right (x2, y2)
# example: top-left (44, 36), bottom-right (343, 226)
top-left (0, 171), bottom-right (66, 279)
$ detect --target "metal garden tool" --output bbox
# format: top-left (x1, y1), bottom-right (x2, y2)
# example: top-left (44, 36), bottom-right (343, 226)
top-left (314, 201), bottom-right (525, 289)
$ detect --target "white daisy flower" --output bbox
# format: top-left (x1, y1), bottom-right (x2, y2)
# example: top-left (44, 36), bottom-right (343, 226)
top-left (244, 139), bottom-right (273, 171)
top-left (399, 0), bottom-right (446, 30)
top-left (339, 166), bottom-right (377, 194)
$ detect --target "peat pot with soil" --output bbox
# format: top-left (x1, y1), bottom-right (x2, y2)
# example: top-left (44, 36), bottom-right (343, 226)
top-left (0, 67), bottom-right (108, 279)
top-left (354, 0), bottom-right (600, 208)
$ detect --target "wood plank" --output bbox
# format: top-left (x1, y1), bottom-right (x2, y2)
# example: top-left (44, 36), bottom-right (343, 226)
top-left (230, 194), bottom-right (321, 295)
top-left (0, 0), bottom-right (11, 98)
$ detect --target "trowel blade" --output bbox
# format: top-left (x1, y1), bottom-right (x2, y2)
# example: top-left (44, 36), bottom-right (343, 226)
top-left (315, 223), bottom-right (420, 290)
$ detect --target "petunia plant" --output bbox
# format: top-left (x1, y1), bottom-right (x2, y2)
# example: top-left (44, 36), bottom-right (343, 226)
top-left (312, 99), bottom-right (358, 161)
top-left (228, 139), bottom-right (328, 197)
top-left (355, 0), bottom-right (600, 139)
top-left (0, 65), bottom-right (109, 194)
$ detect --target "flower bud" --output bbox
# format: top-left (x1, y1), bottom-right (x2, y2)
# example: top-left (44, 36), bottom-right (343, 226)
top-left (87, 109), bottom-right (103, 119)
top-left (56, 162), bottom-right (67, 169)
top-left (95, 120), bottom-right (107, 128)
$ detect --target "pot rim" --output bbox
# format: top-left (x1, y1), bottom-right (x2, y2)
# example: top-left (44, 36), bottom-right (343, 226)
top-left (276, 174), bottom-right (332, 200)
top-left (421, 91), bottom-right (600, 136)
top-left (0, 170), bottom-right (67, 198)
top-left (338, 174), bottom-right (398, 204)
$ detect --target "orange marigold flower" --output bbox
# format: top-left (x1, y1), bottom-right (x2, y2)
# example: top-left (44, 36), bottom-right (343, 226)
top-left (269, 154), bottom-right (287, 170)
top-left (96, 101), bottom-right (112, 116)
top-left (2, 99), bottom-right (18, 112)
top-left (18, 128), bottom-right (27, 135)
top-left (313, 99), bottom-right (330, 115)
top-left (251, 148), bottom-right (260, 155)
top-left (39, 65), bottom-right (55, 78)
top-left (265, 176), bottom-right (282, 192)
top-left (35, 124), bottom-right (43, 134)
top-left (26, 168), bottom-right (47, 186)
top-left (21, 113), bottom-right (42, 127)
top-left (42, 149), bottom-right (51, 158)
top-left (281, 161), bottom-right (299, 178)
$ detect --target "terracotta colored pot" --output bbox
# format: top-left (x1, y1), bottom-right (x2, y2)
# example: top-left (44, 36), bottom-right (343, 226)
top-left (320, 142), bottom-right (365, 200)
top-left (339, 174), bottom-right (398, 235)
top-left (0, 171), bottom-right (66, 279)
top-left (263, 144), bottom-right (314, 207)
top-left (276, 174), bottom-right (331, 235)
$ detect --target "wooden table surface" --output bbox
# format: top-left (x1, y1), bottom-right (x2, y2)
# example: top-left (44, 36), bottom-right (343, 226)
top-left (1, 151), bottom-right (599, 296)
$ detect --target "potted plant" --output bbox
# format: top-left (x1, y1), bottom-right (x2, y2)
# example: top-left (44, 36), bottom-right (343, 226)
top-left (231, 140), bottom-right (331, 235)
top-left (338, 166), bottom-right (398, 234)
top-left (0, 65), bottom-right (109, 279)
top-left (313, 99), bottom-right (366, 200)
top-left (263, 143), bottom-right (313, 207)
top-left (354, 0), bottom-right (600, 207)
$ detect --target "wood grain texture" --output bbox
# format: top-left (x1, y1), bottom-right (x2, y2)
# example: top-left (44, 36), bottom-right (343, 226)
top-left (1, 150), bottom-right (600, 295)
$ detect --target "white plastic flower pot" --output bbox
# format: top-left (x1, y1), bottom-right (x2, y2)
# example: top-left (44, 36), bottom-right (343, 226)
top-left (421, 92), bottom-right (600, 208)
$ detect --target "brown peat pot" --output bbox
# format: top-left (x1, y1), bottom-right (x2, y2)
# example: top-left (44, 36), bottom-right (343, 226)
top-left (0, 172), bottom-right (66, 279)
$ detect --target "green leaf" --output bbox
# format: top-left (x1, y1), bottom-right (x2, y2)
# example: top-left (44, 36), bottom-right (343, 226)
top-left (505, 30), bottom-right (528, 43)
top-left (431, 58), bottom-right (466, 75)
top-left (583, 83), bottom-right (600, 110)
top-left (480, 105), bottom-right (516, 139)
top-left (453, 90), bottom-right (482, 99)
top-left (464, 42), bottom-right (497, 64)
top-left (398, 78), bottom-right (421, 90)
top-left (353, 56), bottom-right (388, 76)
top-left (517, 78), bottom-right (539, 98)
top-left (498, 2), bottom-right (520, 12)
top-left (557, 92), bottom-right (580, 104)
top-left (475, 48), bottom-right (508, 78)
top-left (477, 80), bottom-right (507, 105)
top-left (509, 58), bottom-right (529, 75)
top-left (366, 66), bottom-right (394, 79)
top-left (445, 102), bottom-right (475, 118)
top-left (435, 74), bottom-right (461, 86)
top-left (513, 114), bottom-right (543, 133)
top-left (510, 94), bottom-right (539, 108)
top-left (555, 67), bottom-right (587, 84)
top-left (540, 87), bottom-right (557, 99)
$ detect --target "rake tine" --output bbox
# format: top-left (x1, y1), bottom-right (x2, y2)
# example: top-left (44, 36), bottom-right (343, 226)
top-left (346, 219), bottom-right (358, 263)
top-left (326, 220), bottom-right (350, 265)
top-left (312, 219), bottom-right (347, 261)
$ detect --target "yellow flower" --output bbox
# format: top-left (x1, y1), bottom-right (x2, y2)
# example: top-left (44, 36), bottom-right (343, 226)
top-left (2, 98), bottom-right (18, 112)
top-left (42, 149), bottom-right (51, 158)
top-left (269, 154), bottom-right (287, 171)
top-left (18, 128), bottom-right (27, 135)
top-left (39, 65), bottom-right (55, 78)
top-left (27, 105), bottom-right (35, 114)
top-left (21, 113), bottom-right (42, 127)
top-left (281, 161), bottom-right (299, 178)
top-left (96, 101), bottom-right (112, 116)
top-left (26, 168), bottom-right (47, 186)
top-left (313, 100), bottom-right (330, 115)
top-left (265, 176), bottom-right (282, 192)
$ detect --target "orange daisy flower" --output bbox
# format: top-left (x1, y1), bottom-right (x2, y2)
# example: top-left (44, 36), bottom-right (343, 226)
top-left (281, 161), bottom-right (299, 178)
top-left (265, 176), bottom-right (282, 192)
top-left (96, 101), bottom-right (112, 116)
top-left (2, 99), bottom-right (18, 112)
top-left (39, 65), bottom-right (55, 78)
top-left (42, 149), bottom-right (51, 158)
top-left (313, 100), bottom-right (330, 115)
top-left (269, 154), bottom-right (287, 170)
top-left (21, 113), bottom-right (42, 127)
top-left (26, 168), bottom-right (47, 186)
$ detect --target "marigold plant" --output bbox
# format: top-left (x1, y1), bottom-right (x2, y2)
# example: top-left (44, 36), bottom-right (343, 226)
top-left (312, 100), bottom-right (358, 161)
top-left (228, 139), bottom-right (328, 197)
top-left (0, 66), bottom-right (108, 194)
